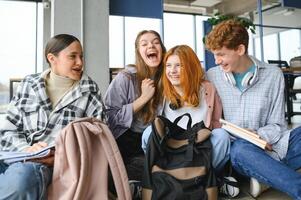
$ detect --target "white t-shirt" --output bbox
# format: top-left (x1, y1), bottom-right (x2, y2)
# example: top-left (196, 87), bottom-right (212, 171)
top-left (163, 90), bottom-right (207, 129)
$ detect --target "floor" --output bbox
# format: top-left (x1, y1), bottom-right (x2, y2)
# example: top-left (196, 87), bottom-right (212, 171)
top-left (222, 101), bottom-right (301, 200)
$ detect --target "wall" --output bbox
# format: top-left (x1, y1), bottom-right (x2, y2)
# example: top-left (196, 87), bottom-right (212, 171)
top-left (43, 0), bottom-right (109, 95)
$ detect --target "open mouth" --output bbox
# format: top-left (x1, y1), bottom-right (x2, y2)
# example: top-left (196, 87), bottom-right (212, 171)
top-left (147, 52), bottom-right (158, 61)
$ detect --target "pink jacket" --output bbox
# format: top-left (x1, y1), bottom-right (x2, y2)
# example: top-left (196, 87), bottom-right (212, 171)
top-left (202, 80), bottom-right (223, 129)
top-left (48, 117), bottom-right (131, 200)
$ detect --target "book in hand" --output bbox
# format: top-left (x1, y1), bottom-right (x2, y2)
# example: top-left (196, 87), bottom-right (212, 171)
top-left (219, 119), bottom-right (267, 149)
top-left (0, 144), bottom-right (55, 164)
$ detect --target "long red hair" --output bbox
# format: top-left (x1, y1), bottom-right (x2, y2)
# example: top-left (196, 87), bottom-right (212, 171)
top-left (162, 45), bottom-right (205, 107)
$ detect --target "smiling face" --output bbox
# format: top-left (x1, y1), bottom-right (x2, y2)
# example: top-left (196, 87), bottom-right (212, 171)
top-left (212, 45), bottom-right (245, 73)
top-left (47, 41), bottom-right (83, 80)
top-left (165, 54), bottom-right (182, 90)
top-left (138, 32), bottom-right (163, 69)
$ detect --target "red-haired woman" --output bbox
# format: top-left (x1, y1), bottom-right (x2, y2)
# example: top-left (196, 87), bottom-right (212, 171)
top-left (142, 45), bottom-right (234, 194)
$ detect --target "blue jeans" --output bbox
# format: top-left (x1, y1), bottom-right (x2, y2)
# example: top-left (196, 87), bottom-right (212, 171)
top-left (0, 161), bottom-right (52, 200)
top-left (142, 126), bottom-right (231, 173)
top-left (231, 126), bottom-right (301, 199)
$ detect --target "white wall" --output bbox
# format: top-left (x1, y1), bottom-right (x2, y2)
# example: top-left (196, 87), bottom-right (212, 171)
top-left (44, 0), bottom-right (109, 95)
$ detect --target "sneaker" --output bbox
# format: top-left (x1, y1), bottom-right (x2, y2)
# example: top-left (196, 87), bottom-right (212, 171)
top-left (219, 176), bottom-right (240, 198)
top-left (129, 180), bottom-right (142, 200)
top-left (249, 177), bottom-right (270, 198)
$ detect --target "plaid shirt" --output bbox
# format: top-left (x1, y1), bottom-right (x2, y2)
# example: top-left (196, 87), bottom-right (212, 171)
top-left (207, 56), bottom-right (290, 160)
top-left (0, 69), bottom-right (104, 151)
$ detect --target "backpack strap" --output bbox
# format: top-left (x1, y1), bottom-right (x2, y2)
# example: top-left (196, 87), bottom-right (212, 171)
top-left (85, 118), bottom-right (132, 200)
top-left (173, 113), bottom-right (192, 129)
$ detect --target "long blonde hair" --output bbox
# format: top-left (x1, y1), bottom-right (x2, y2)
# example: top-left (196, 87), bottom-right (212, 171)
top-left (162, 45), bottom-right (205, 108)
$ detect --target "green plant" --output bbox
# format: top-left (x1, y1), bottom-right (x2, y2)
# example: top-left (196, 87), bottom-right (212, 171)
top-left (203, 13), bottom-right (256, 43)
top-left (207, 13), bottom-right (256, 33)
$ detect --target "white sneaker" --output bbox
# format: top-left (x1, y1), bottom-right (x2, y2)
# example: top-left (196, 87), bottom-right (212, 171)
top-left (249, 177), bottom-right (270, 197)
top-left (219, 176), bottom-right (240, 198)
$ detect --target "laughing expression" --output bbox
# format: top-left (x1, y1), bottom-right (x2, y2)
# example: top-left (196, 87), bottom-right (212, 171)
top-left (138, 33), bottom-right (163, 68)
top-left (212, 46), bottom-right (241, 73)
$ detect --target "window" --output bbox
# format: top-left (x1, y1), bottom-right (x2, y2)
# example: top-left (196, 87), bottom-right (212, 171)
top-left (280, 29), bottom-right (301, 63)
top-left (195, 15), bottom-right (210, 63)
top-left (109, 16), bottom-right (162, 67)
top-left (163, 13), bottom-right (195, 51)
top-left (124, 17), bottom-right (161, 65)
top-left (0, 1), bottom-right (43, 113)
top-left (263, 33), bottom-right (279, 62)
top-left (109, 16), bottom-right (124, 68)
top-left (109, 13), bottom-right (211, 70)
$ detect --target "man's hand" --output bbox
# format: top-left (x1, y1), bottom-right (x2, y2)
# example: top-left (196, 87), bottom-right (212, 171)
top-left (265, 143), bottom-right (273, 151)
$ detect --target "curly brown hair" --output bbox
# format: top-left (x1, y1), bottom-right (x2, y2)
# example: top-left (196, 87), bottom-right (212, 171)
top-left (205, 19), bottom-right (249, 53)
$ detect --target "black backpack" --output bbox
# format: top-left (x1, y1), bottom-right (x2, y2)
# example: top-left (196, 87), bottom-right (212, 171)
top-left (142, 113), bottom-right (217, 200)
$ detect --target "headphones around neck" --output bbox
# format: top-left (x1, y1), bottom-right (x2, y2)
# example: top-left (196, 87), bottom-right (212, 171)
top-left (223, 65), bottom-right (258, 88)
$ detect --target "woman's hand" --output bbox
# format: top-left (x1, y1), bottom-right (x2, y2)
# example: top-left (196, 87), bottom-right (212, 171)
top-left (133, 78), bottom-right (155, 113)
top-left (25, 142), bottom-right (55, 166)
top-left (31, 150), bottom-right (55, 167)
top-left (141, 78), bottom-right (155, 102)
top-left (24, 141), bottom-right (48, 153)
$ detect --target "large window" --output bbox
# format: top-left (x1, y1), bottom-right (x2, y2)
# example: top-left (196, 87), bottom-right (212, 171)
top-left (163, 13), bottom-right (195, 50)
top-left (254, 33), bottom-right (279, 62)
top-left (124, 17), bottom-right (161, 65)
top-left (109, 13), bottom-right (210, 68)
top-left (252, 28), bottom-right (301, 63)
top-left (0, 1), bottom-right (43, 112)
top-left (109, 15), bottom-right (161, 68)
top-left (280, 29), bottom-right (301, 63)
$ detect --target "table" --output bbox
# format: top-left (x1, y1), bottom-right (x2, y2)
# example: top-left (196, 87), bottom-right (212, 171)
top-left (282, 67), bottom-right (301, 124)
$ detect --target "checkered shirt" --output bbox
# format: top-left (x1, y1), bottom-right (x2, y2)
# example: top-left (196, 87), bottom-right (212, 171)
top-left (0, 69), bottom-right (104, 151)
top-left (207, 56), bottom-right (290, 160)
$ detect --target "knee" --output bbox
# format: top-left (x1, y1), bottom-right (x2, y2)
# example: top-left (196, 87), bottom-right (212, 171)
top-left (211, 128), bottom-right (231, 148)
top-left (230, 139), bottom-right (251, 162)
top-left (141, 125), bottom-right (152, 152)
top-left (2, 162), bottom-right (40, 195)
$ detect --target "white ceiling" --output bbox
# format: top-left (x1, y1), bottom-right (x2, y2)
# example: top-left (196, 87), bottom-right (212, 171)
top-left (164, 0), bottom-right (281, 16)
top-left (190, 0), bottom-right (222, 7)
top-left (164, 0), bottom-right (301, 34)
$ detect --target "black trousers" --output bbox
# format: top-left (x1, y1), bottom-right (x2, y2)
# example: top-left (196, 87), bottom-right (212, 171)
top-left (116, 129), bottom-right (145, 181)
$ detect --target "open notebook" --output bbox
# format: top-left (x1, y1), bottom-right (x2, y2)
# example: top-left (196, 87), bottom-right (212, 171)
top-left (0, 144), bottom-right (55, 164)
top-left (220, 119), bottom-right (267, 149)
